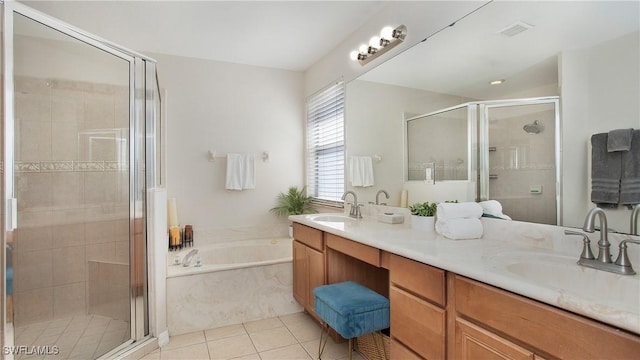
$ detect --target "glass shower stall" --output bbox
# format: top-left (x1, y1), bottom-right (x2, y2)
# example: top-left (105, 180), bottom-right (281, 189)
top-left (1, 2), bottom-right (161, 359)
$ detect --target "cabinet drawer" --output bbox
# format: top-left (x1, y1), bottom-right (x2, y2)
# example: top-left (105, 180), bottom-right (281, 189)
top-left (391, 286), bottom-right (445, 359)
top-left (326, 233), bottom-right (380, 267)
top-left (455, 318), bottom-right (534, 360)
top-left (292, 223), bottom-right (323, 251)
top-left (390, 253), bottom-right (445, 306)
top-left (454, 275), bottom-right (640, 359)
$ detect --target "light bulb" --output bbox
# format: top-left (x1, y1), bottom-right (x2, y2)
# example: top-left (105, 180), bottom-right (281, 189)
top-left (380, 26), bottom-right (394, 40)
top-left (350, 50), bottom-right (359, 61)
top-left (369, 36), bottom-right (381, 49)
top-left (358, 44), bottom-right (368, 53)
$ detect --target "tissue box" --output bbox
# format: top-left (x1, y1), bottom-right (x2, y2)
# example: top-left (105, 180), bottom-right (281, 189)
top-left (378, 213), bottom-right (404, 224)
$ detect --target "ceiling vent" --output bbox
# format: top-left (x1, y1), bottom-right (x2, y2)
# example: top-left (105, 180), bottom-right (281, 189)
top-left (498, 21), bottom-right (534, 37)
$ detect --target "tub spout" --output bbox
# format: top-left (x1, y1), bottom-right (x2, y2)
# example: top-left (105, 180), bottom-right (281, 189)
top-left (182, 249), bottom-right (199, 267)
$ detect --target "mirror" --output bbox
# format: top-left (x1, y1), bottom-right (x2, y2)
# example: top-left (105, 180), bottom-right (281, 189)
top-left (346, 1), bottom-right (639, 233)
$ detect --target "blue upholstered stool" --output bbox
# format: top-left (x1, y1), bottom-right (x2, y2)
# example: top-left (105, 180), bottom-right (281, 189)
top-left (313, 281), bottom-right (390, 360)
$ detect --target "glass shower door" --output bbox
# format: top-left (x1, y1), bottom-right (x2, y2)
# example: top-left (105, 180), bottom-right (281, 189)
top-left (9, 12), bottom-right (135, 359)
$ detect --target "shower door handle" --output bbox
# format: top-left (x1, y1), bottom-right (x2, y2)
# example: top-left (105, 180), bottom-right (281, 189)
top-left (6, 198), bottom-right (17, 231)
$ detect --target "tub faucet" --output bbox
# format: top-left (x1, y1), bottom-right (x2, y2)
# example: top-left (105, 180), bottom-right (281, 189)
top-left (182, 249), bottom-right (199, 267)
top-left (631, 204), bottom-right (640, 236)
top-left (582, 207), bottom-right (612, 263)
top-left (341, 191), bottom-right (362, 219)
top-left (375, 190), bottom-right (389, 205)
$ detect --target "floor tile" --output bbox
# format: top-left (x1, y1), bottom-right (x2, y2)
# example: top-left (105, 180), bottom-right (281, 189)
top-left (301, 337), bottom-right (350, 360)
top-left (259, 343), bottom-right (312, 360)
top-left (163, 330), bottom-right (206, 350)
top-left (206, 333), bottom-right (256, 360)
top-left (284, 316), bottom-right (321, 343)
top-left (160, 342), bottom-right (210, 360)
top-left (243, 317), bottom-right (284, 333)
top-left (204, 324), bottom-right (246, 342)
top-left (249, 326), bottom-right (298, 352)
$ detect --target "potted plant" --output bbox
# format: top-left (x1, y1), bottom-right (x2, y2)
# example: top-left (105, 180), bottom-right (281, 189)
top-left (270, 186), bottom-right (317, 237)
top-left (409, 201), bottom-right (437, 231)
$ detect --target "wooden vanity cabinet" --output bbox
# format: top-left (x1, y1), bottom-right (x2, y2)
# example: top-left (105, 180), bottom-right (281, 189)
top-left (292, 223), bottom-right (325, 321)
top-left (450, 275), bottom-right (640, 359)
top-left (389, 253), bottom-right (446, 360)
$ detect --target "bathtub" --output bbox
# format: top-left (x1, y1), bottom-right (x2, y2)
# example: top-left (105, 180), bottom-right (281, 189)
top-left (166, 237), bottom-right (302, 335)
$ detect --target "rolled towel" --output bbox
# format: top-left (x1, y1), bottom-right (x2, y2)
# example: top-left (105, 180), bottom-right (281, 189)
top-left (435, 218), bottom-right (483, 240)
top-left (436, 202), bottom-right (483, 221)
top-left (478, 200), bottom-right (512, 220)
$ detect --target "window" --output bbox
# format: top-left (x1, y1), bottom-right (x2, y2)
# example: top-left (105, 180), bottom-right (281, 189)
top-left (306, 80), bottom-right (345, 206)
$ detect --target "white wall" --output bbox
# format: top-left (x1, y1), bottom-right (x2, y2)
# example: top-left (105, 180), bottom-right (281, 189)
top-left (560, 31), bottom-right (640, 232)
top-left (154, 53), bottom-right (305, 238)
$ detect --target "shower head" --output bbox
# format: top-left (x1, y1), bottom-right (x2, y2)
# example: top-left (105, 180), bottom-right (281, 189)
top-left (523, 120), bottom-right (542, 134)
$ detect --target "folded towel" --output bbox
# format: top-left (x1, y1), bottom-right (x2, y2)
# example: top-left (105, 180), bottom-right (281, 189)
top-left (349, 156), bottom-right (374, 187)
top-left (607, 128), bottom-right (634, 152)
top-left (478, 200), bottom-right (512, 220)
top-left (621, 130), bottom-right (640, 205)
top-left (435, 218), bottom-right (483, 240)
top-left (436, 202), bottom-right (483, 221)
top-left (591, 133), bottom-right (621, 206)
top-left (226, 153), bottom-right (256, 190)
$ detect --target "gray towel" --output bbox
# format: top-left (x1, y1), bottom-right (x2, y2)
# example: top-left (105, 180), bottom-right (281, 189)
top-left (591, 133), bottom-right (621, 206)
top-left (607, 128), bottom-right (634, 152)
top-left (621, 130), bottom-right (640, 205)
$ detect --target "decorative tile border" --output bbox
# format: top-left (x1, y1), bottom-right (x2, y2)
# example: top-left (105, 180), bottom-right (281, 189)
top-left (10, 161), bottom-right (128, 173)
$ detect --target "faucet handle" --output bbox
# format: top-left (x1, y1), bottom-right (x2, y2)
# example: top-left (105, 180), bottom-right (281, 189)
top-left (614, 239), bottom-right (640, 275)
top-left (565, 230), bottom-right (595, 260)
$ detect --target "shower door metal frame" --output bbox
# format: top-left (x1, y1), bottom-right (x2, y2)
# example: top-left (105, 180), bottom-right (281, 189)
top-left (2, 1), bottom-right (157, 355)
top-left (478, 96), bottom-right (562, 225)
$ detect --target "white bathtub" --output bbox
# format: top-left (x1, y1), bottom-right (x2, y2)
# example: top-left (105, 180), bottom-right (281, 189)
top-left (166, 237), bottom-right (302, 335)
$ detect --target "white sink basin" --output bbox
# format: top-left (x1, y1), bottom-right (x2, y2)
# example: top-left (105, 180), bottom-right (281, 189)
top-left (309, 214), bottom-right (356, 223)
top-left (487, 251), bottom-right (639, 312)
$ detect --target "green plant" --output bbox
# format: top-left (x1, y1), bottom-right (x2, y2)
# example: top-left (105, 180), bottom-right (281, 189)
top-left (409, 202), bottom-right (438, 217)
top-left (270, 186), bottom-right (318, 217)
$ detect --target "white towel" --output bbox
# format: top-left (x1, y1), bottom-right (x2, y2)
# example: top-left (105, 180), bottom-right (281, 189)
top-left (436, 202), bottom-right (483, 221)
top-left (225, 153), bottom-right (255, 190)
top-left (478, 200), bottom-right (512, 220)
top-left (435, 218), bottom-right (483, 240)
top-left (350, 156), bottom-right (374, 187)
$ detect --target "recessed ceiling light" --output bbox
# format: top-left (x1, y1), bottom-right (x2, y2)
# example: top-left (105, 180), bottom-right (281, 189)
top-left (490, 79), bottom-right (505, 85)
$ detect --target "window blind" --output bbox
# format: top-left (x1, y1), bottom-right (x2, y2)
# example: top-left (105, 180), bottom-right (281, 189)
top-left (306, 81), bottom-right (345, 206)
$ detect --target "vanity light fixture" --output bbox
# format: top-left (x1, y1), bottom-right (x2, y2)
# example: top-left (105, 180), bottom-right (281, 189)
top-left (490, 79), bottom-right (505, 85)
top-left (350, 25), bottom-right (407, 66)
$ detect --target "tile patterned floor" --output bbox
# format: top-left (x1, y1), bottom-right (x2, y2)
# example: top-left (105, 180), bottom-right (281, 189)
top-left (13, 315), bottom-right (130, 360)
top-left (141, 312), bottom-right (367, 360)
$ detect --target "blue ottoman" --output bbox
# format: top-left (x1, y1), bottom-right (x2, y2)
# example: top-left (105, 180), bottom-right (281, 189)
top-left (314, 281), bottom-right (389, 360)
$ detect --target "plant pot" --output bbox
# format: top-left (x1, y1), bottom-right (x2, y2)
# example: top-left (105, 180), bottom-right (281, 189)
top-left (411, 215), bottom-right (435, 231)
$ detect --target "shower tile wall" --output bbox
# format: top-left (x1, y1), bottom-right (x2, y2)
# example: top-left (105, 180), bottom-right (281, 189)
top-left (12, 76), bottom-right (130, 327)
top-left (488, 109), bottom-right (556, 225)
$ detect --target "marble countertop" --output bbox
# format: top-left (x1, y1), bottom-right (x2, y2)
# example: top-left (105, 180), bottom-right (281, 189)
top-left (290, 209), bottom-right (640, 335)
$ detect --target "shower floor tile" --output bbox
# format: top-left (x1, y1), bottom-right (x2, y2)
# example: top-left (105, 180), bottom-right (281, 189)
top-left (13, 315), bottom-right (130, 360)
top-left (145, 312), bottom-right (366, 360)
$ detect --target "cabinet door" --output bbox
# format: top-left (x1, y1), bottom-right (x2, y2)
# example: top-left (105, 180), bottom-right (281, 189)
top-left (292, 240), bottom-right (307, 307)
top-left (306, 246), bottom-right (325, 316)
top-left (455, 318), bottom-right (534, 360)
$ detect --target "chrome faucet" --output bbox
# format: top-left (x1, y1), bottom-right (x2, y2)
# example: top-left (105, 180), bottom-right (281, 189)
top-left (582, 207), bottom-right (612, 263)
top-left (341, 191), bottom-right (362, 219)
top-left (182, 249), bottom-right (199, 267)
top-left (375, 190), bottom-right (389, 205)
top-left (564, 207), bottom-right (640, 275)
top-left (631, 204), bottom-right (640, 236)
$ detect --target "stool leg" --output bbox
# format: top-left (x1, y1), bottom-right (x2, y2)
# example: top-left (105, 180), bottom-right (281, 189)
top-left (348, 338), bottom-right (353, 360)
top-left (317, 322), bottom-right (329, 360)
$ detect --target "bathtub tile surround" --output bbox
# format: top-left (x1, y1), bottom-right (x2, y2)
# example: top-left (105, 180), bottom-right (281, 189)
top-left (142, 313), bottom-right (364, 360)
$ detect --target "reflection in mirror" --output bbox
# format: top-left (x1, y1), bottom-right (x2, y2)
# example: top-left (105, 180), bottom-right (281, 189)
top-left (347, 1), bottom-right (639, 232)
top-left (407, 105), bottom-right (469, 181)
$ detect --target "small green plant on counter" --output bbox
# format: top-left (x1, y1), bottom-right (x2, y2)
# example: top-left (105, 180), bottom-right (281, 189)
top-left (270, 186), bottom-right (318, 217)
top-left (409, 202), bottom-right (438, 217)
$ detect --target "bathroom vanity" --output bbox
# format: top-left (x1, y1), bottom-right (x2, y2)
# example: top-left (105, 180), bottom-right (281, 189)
top-left (290, 214), bottom-right (640, 359)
